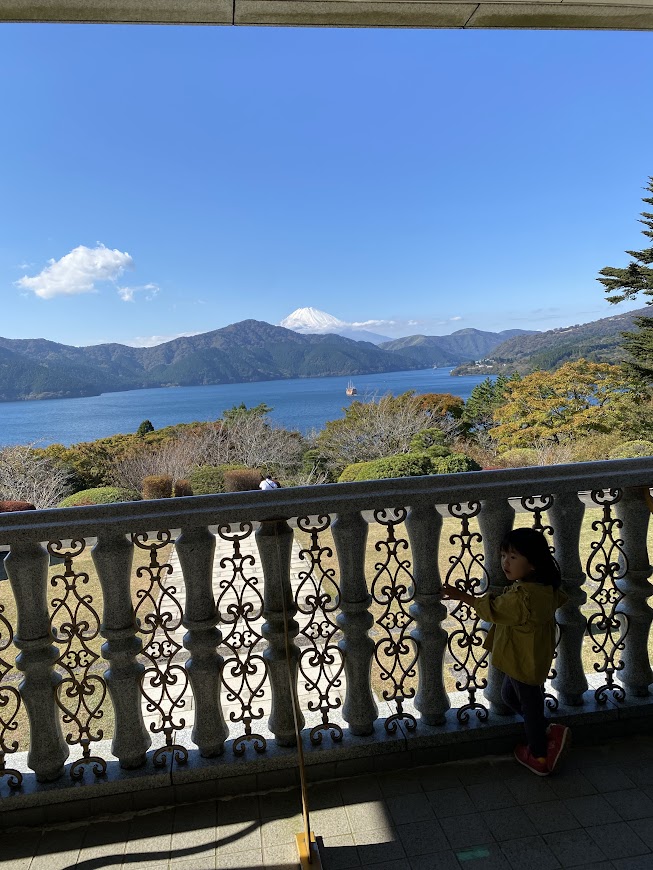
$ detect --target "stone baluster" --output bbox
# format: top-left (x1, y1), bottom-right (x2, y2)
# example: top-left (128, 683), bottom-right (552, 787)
top-left (332, 512), bottom-right (377, 735)
top-left (6, 541), bottom-right (69, 781)
top-left (257, 519), bottom-right (303, 747)
top-left (615, 486), bottom-right (653, 696)
top-left (549, 492), bottom-right (588, 705)
top-left (176, 525), bottom-right (229, 755)
top-left (93, 532), bottom-right (151, 768)
top-left (478, 498), bottom-right (515, 714)
top-left (406, 504), bottom-right (449, 725)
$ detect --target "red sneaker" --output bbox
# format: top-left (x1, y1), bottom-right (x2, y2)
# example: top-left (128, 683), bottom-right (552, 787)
top-left (514, 744), bottom-right (550, 776)
top-left (546, 723), bottom-right (571, 772)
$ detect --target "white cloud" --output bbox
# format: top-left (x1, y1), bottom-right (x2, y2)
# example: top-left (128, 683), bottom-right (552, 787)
top-left (350, 319), bottom-right (396, 329)
top-left (450, 316), bottom-right (463, 321)
top-left (126, 331), bottom-right (201, 348)
top-left (16, 243), bottom-right (133, 299)
top-left (118, 283), bottom-right (160, 303)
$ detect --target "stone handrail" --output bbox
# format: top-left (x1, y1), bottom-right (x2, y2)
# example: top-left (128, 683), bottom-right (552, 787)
top-left (0, 457), bottom-right (651, 814)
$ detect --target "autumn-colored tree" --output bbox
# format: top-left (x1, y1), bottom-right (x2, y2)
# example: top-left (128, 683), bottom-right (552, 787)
top-left (492, 360), bottom-right (647, 449)
top-left (416, 393), bottom-right (465, 420)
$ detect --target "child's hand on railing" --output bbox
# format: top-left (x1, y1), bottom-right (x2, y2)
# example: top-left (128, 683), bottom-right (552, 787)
top-left (440, 583), bottom-right (476, 607)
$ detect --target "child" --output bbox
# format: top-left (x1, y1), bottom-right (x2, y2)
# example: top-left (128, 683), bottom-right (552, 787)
top-left (441, 527), bottom-right (571, 776)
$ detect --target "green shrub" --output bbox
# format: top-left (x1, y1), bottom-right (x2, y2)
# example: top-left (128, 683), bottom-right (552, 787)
top-left (570, 433), bottom-right (622, 462)
top-left (609, 440), bottom-right (653, 459)
top-left (434, 453), bottom-right (482, 473)
top-left (58, 487), bottom-right (142, 507)
top-left (418, 445), bottom-right (451, 459)
top-left (224, 469), bottom-right (263, 492)
top-left (142, 475), bottom-right (173, 500)
top-left (173, 480), bottom-right (193, 497)
top-left (338, 454), bottom-right (437, 483)
top-left (498, 448), bottom-right (539, 468)
top-left (410, 428), bottom-right (447, 451)
top-left (189, 464), bottom-right (246, 495)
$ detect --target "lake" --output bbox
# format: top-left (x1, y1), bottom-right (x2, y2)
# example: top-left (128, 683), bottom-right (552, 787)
top-left (0, 368), bottom-right (492, 446)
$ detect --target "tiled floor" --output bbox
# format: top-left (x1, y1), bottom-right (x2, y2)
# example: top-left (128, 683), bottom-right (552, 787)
top-left (3, 734), bottom-right (653, 869)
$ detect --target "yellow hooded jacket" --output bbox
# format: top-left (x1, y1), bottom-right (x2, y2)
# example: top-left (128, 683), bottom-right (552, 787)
top-left (473, 581), bottom-right (568, 686)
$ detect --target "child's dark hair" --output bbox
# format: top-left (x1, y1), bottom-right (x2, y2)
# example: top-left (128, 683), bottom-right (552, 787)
top-left (500, 527), bottom-right (562, 589)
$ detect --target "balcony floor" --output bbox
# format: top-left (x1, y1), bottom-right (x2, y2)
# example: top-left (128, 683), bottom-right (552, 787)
top-left (4, 733), bottom-right (653, 870)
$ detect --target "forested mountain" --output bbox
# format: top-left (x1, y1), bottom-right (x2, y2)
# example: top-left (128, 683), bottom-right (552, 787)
top-left (380, 328), bottom-right (537, 367)
top-left (450, 308), bottom-right (648, 375)
top-left (0, 321), bottom-right (418, 401)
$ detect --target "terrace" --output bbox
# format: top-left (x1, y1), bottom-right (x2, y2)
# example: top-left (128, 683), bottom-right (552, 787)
top-left (1, 458), bottom-right (653, 868)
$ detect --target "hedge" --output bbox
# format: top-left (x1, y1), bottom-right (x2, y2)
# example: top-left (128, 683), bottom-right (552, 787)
top-left (188, 464), bottom-right (247, 495)
top-left (609, 440), bottom-right (653, 460)
top-left (338, 454), bottom-right (438, 483)
top-left (58, 487), bottom-right (142, 507)
top-left (434, 453), bottom-right (482, 473)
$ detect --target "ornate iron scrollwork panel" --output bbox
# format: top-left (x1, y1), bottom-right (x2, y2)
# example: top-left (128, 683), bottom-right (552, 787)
top-left (295, 515), bottom-right (343, 745)
top-left (48, 539), bottom-right (107, 780)
top-left (216, 522), bottom-right (267, 756)
top-left (445, 501), bottom-right (489, 723)
top-left (0, 591), bottom-right (22, 788)
top-left (370, 507), bottom-right (417, 734)
top-left (586, 489), bottom-right (628, 703)
top-left (520, 495), bottom-right (559, 711)
top-left (132, 531), bottom-right (188, 768)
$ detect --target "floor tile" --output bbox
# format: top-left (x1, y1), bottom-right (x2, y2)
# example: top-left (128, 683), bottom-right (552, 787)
top-left (543, 828), bottom-right (607, 867)
top-left (409, 850), bottom-right (461, 870)
top-left (440, 813), bottom-right (494, 850)
top-left (500, 834), bottom-right (561, 870)
top-left (467, 781), bottom-right (516, 811)
top-left (345, 800), bottom-right (394, 834)
top-left (613, 857), bottom-right (653, 870)
top-left (564, 794), bottom-right (623, 827)
top-left (216, 846), bottom-right (262, 869)
top-left (482, 806), bottom-right (536, 841)
top-left (353, 828), bottom-right (405, 865)
top-left (319, 833), bottom-right (361, 870)
top-left (377, 769), bottom-right (424, 797)
top-left (627, 817), bottom-right (653, 849)
top-left (338, 776), bottom-right (383, 804)
top-left (585, 822), bottom-right (650, 861)
top-left (455, 842), bottom-right (512, 869)
top-left (549, 771), bottom-right (598, 800)
top-left (395, 818), bottom-right (449, 856)
top-left (31, 828), bottom-right (85, 870)
top-left (426, 785), bottom-right (476, 819)
top-left (504, 775), bottom-right (558, 806)
top-left (605, 789), bottom-right (653, 821)
top-left (216, 820), bottom-right (262, 854)
top-left (384, 792), bottom-right (434, 826)
top-left (524, 799), bottom-right (582, 834)
top-left (581, 764), bottom-right (637, 794)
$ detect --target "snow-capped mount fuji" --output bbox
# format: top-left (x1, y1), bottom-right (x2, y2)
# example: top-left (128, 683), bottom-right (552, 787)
top-left (279, 307), bottom-right (391, 344)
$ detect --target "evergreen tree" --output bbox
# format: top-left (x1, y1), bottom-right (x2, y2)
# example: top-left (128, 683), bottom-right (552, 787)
top-left (136, 419), bottom-right (155, 436)
top-left (598, 177), bottom-right (653, 303)
top-left (598, 177), bottom-right (653, 381)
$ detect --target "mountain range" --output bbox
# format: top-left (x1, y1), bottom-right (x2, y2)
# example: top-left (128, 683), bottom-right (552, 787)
top-left (0, 306), bottom-right (643, 402)
top-left (450, 307), bottom-right (648, 375)
top-left (0, 320), bottom-right (533, 402)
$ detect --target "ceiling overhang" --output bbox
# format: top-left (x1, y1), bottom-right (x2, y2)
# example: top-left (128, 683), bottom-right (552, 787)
top-left (2, 0), bottom-right (653, 30)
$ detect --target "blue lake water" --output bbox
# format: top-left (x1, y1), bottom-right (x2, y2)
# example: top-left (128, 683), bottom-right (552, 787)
top-left (0, 368), bottom-right (492, 446)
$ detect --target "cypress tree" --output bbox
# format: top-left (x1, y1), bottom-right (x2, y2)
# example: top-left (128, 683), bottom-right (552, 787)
top-left (598, 177), bottom-right (653, 303)
top-left (598, 177), bottom-right (653, 381)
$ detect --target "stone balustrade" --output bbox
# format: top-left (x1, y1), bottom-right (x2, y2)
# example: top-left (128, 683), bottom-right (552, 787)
top-left (0, 458), bottom-right (652, 819)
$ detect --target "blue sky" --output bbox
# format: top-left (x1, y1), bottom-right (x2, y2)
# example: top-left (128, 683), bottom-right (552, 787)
top-left (1, 24), bottom-right (652, 347)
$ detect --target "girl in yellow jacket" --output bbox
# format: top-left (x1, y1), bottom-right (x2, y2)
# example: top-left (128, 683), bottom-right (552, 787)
top-left (442, 527), bottom-right (570, 776)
